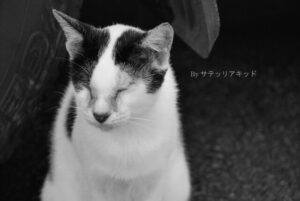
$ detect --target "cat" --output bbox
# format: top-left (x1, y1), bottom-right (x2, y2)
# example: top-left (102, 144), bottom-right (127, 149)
top-left (41, 9), bottom-right (191, 201)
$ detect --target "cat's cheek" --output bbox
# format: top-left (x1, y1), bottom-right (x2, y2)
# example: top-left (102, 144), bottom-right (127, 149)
top-left (126, 82), bottom-right (147, 105)
top-left (116, 94), bottom-right (130, 114)
top-left (75, 88), bottom-right (91, 108)
top-left (140, 94), bottom-right (157, 111)
top-left (120, 92), bottom-right (142, 113)
top-left (132, 95), bottom-right (156, 115)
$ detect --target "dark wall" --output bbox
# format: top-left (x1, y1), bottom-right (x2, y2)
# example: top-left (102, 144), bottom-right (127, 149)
top-left (0, 0), bottom-right (82, 200)
top-left (217, 0), bottom-right (299, 35)
top-left (80, 0), bottom-right (300, 36)
top-left (80, 0), bottom-right (173, 29)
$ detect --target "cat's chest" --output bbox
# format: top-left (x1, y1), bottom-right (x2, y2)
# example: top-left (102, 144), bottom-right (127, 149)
top-left (88, 173), bottom-right (161, 201)
top-left (73, 123), bottom-right (174, 178)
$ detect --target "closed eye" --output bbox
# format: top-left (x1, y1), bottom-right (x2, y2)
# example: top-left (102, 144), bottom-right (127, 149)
top-left (117, 88), bottom-right (127, 94)
top-left (115, 88), bottom-right (127, 98)
top-left (115, 81), bottom-right (134, 98)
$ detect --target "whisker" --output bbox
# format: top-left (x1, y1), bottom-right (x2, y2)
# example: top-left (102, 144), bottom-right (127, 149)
top-left (129, 120), bottom-right (152, 130)
top-left (52, 90), bottom-right (66, 96)
top-left (72, 51), bottom-right (90, 61)
top-left (54, 57), bottom-right (92, 76)
top-left (130, 117), bottom-right (154, 122)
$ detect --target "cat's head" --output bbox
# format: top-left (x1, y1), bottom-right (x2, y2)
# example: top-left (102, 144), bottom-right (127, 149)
top-left (53, 9), bottom-right (174, 129)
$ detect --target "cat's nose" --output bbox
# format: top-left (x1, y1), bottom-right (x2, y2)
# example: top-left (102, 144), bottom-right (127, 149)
top-left (93, 112), bottom-right (110, 123)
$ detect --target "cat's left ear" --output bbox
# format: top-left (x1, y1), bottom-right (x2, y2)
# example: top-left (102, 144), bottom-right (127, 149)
top-left (142, 23), bottom-right (174, 54)
top-left (52, 9), bottom-right (91, 59)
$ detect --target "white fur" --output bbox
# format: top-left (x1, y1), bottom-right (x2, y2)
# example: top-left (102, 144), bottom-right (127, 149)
top-left (41, 24), bottom-right (190, 201)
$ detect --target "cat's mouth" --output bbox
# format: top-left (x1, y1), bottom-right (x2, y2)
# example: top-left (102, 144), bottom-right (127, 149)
top-left (88, 121), bottom-right (116, 131)
top-left (89, 116), bottom-right (129, 131)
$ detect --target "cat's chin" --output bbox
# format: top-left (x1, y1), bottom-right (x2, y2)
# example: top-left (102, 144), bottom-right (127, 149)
top-left (96, 124), bottom-right (115, 131)
top-left (88, 120), bottom-right (126, 131)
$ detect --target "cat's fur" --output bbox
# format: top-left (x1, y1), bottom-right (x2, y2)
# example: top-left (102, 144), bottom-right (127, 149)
top-left (41, 9), bottom-right (190, 201)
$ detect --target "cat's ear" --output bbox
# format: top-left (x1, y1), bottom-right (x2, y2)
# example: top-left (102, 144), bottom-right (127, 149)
top-left (142, 23), bottom-right (174, 53)
top-left (52, 9), bottom-right (88, 58)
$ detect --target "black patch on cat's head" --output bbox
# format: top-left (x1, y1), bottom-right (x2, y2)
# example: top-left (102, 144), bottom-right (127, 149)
top-left (146, 69), bottom-right (167, 93)
top-left (70, 29), bottom-right (110, 90)
top-left (114, 30), bottom-right (147, 71)
top-left (113, 29), bottom-right (167, 93)
top-left (66, 97), bottom-right (76, 138)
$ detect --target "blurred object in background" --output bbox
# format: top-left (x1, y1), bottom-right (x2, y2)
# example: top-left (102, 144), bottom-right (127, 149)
top-left (81, 0), bottom-right (220, 58)
top-left (170, 0), bottom-right (220, 58)
top-left (0, 0), bottom-right (82, 163)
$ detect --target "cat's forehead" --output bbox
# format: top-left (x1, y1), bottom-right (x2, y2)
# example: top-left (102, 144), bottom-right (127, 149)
top-left (90, 24), bottom-right (145, 92)
top-left (105, 24), bottom-right (144, 38)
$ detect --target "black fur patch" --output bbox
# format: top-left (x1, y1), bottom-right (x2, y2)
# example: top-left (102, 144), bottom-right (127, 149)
top-left (114, 30), bottom-right (147, 70)
top-left (113, 30), bottom-right (167, 93)
top-left (146, 69), bottom-right (167, 93)
top-left (66, 98), bottom-right (76, 138)
top-left (70, 29), bottom-right (110, 90)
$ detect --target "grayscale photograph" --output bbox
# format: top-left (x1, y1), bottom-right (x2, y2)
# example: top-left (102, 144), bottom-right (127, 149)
top-left (0, 0), bottom-right (299, 201)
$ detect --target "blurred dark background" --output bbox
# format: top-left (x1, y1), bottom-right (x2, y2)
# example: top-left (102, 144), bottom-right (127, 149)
top-left (0, 0), bottom-right (299, 201)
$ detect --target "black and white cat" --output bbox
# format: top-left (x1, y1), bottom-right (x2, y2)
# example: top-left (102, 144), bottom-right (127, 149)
top-left (41, 9), bottom-right (190, 201)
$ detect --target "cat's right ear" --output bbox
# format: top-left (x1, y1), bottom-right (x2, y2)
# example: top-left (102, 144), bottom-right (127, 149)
top-left (52, 9), bottom-right (85, 59)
